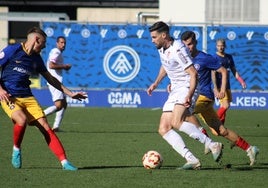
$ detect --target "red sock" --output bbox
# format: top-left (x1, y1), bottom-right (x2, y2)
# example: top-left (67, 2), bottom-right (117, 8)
top-left (217, 107), bottom-right (227, 124)
top-left (45, 129), bottom-right (67, 161)
top-left (13, 124), bottom-right (26, 148)
top-left (235, 137), bottom-right (250, 151)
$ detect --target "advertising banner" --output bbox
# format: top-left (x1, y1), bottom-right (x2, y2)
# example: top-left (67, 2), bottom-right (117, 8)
top-left (33, 89), bottom-right (268, 110)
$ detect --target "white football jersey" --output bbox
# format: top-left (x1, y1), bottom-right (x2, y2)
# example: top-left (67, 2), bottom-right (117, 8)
top-left (158, 39), bottom-right (193, 89)
top-left (46, 47), bottom-right (64, 83)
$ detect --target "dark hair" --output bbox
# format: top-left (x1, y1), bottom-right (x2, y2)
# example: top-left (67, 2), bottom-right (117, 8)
top-left (216, 38), bottom-right (226, 46)
top-left (181, 31), bottom-right (196, 41)
top-left (27, 27), bottom-right (47, 38)
top-left (149, 21), bottom-right (169, 34)
top-left (57, 36), bottom-right (66, 42)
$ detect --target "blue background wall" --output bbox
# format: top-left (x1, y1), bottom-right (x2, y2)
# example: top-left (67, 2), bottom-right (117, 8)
top-left (41, 23), bottom-right (203, 89)
top-left (37, 23), bottom-right (268, 109)
top-left (207, 26), bottom-right (268, 91)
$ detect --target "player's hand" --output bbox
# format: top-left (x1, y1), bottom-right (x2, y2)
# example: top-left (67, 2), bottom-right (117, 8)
top-left (237, 76), bottom-right (246, 89)
top-left (0, 88), bottom-right (11, 102)
top-left (64, 64), bottom-right (72, 71)
top-left (216, 91), bottom-right (225, 99)
top-left (183, 96), bottom-right (192, 108)
top-left (241, 82), bottom-right (246, 89)
top-left (147, 83), bottom-right (157, 96)
top-left (166, 84), bottom-right (171, 93)
top-left (213, 88), bottom-right (219, 97)
top-left (71, 92), bottom-right (88, 101)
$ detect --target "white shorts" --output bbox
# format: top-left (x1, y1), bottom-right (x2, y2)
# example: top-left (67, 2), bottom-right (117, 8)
top-left (48, 84), bottom-right (65, 102)
top-left (163, 86), bottom-right (199, 114)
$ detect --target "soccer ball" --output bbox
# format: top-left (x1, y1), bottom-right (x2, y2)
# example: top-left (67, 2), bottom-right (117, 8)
top-left (142, 150), bottom-right (163, 169)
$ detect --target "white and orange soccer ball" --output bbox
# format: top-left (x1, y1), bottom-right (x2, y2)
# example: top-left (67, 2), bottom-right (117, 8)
top-left (142, 150), bottom-right (163, 169)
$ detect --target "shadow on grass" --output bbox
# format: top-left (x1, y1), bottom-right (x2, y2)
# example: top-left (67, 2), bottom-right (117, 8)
top-left (230, 163), bottom-right (268, 171)
top-left (56, 130), bottom-right (158, 134)
top-left (22, 163), bottom-right (268, 171)
top-left (78, 163), bottom-right (268, 171)
top-left (79, 165), bottom-right (141, 170)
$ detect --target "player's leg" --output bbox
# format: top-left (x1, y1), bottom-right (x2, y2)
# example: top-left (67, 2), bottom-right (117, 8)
top-left (11, 110), bottom-right (28, 169)
top-left (159, 111), bottom-right (201, 169)
top-left (172, 105), bottom-right (223, 162)
top-left (217, 90), bottom-right (231, 124)
top-left (1, 98), bottom-right (28, 169)
top-left (53, 98), bottom-right (67, 131)
top-left (27, 97), bottom-right (77, 170)
top-left (170, 87), bottom-right (209, 138)
top-left (220, 126), bottom-right (259, 166)
top-left (199, 100), bottom-right (259, 166)
top-left (172, 105), bottom-right (209, 144)
top-left (44, 85), bottom-right (64, 117)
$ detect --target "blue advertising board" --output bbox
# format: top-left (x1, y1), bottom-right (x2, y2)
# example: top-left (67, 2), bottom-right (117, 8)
top-left (33, 89), bottom-right (268, 110)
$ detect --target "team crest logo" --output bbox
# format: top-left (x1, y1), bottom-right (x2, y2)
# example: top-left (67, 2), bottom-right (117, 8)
top-left (194, 63), bottom-right (200, 71)
top-left (0, 51), bottom-right (5, 59)
top-left (8, 102), bottom-right (15, 110)
top-left (103, 45), bottom-right (140, 83)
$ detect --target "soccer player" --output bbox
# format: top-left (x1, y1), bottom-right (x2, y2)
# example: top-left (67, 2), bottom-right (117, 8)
top-left (181, 31), bottom-right (259, 166)
top-left (212, 38), bottom-right (246, 124)
top-left (147, 21), bottom-right (223, 170)
top-left (0, 27), bottom-right (87, 170)
top-left (44, 36), bottom-right (72, 132)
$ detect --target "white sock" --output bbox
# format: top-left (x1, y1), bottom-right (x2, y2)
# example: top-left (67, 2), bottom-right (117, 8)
top-left (185, 151), bottom-right (199, 162)
top-left (44, 106), bottom-right (57, 116)
top-left (61, 159), bottom-right (68, 165)
top-left (13, 146), bottom-right (20, 151)
top-left (53, 108), bottom-right (65, 129)
top-left (163, 129), bottom-right (197, 162)
top-left (179, 121), bottom-right (212, 148)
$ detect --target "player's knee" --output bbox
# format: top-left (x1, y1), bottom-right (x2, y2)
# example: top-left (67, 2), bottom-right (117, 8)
top-left (15, 114), bottom-right (27, 125)
top-left (54, 100), bottom-right (66, 110)
top-left (158, 126), bottom-right (172, 136)
top-left (209, 127), bottom-right (219, 136)
top-left (17, 119), bottom-right (27, 126)
top-left (219, 126), bottom-right (228, 137)
top-left (222, 104), bottom-right (230, 109)
top-left (170, 119), bottom-right (182, 130)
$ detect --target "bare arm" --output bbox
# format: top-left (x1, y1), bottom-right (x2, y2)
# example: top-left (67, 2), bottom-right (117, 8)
top-left (215, 66), bottom-right (227, 99)
top-left (147, 65), bottom-right (167, 96)
top-left (184, 65), bottom-right (198, 107)
top-left (49, 61), bottom-right (72, 71)
top-left (211, 70), bottom-right (220, 97)
top-left (41, 71), bottom-right (87, 100)
top-left (230, 66), bottom-right (246, 89)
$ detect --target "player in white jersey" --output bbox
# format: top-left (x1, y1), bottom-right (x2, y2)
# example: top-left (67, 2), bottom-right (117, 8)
top-left (44, 36), bottom-right (72, 132)
top-left (147, 21), bottom-right (223, 170)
